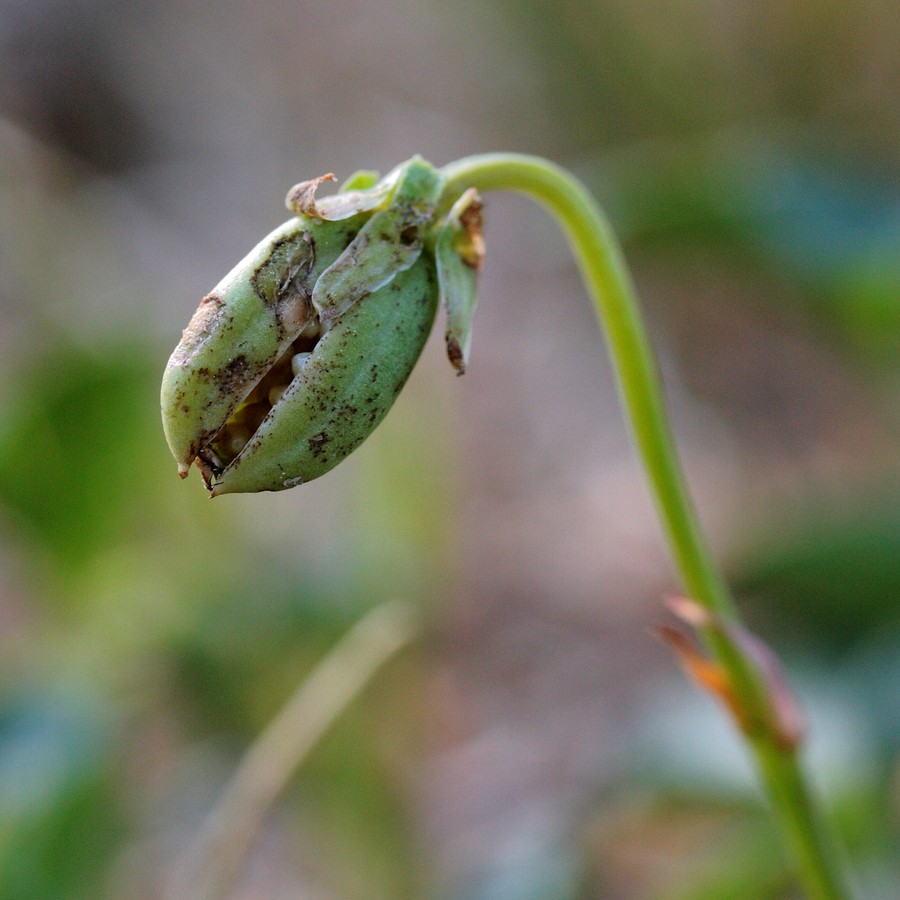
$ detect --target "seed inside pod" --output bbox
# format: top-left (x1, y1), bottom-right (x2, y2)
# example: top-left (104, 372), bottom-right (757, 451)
top-left (291, 352), bottom-right (312, 376)
top-left (207, 315), bottom-right (322, 467)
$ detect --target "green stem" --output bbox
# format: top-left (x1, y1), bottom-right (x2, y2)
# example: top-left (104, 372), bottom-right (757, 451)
top-left (440, 153), bottom-right (849, 899)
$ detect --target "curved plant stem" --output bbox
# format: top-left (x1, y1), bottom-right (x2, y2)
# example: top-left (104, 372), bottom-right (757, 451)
top-left (440, 153), bottom-right (849, 899)
top-left (165, 600), bottom-right (419, 900)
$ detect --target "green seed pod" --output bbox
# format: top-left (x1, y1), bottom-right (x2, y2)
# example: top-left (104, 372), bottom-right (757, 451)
top-left (161, 214), bottom-right (356, 481)
top-left (161, 157), bottom-right (444, 494)
top-left (212, 257), bottom-right (437, 495)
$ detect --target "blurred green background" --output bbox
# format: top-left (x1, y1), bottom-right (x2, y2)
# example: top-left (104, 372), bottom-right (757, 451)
top-left (0, 0), bottom-right (897, 897)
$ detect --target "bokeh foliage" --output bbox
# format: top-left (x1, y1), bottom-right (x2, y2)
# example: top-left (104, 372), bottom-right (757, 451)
top-left (0, 0), bottom-right (897, 896)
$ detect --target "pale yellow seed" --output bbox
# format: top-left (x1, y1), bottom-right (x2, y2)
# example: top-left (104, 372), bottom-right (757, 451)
top-left (291, 352), bottom-right (312, 376)
top-left (225, 425), bottom-right (252, 458)
top-left (299, 319), bottom-right (320, 340)
top-left (268, 384), bottom-right (288, 406)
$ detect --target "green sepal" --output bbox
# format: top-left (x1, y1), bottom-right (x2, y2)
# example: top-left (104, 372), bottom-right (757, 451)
top-left (312, 157), bottom-right (445, 330)
top-left (340, 170), bottom-right (381, 192)
top-left (435, 188), bottom-right (484, 373)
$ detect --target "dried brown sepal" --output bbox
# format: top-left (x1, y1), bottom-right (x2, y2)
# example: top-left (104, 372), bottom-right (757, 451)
top-left (456, 194), bottom-right (485, 270)
top-left (661, 596), bottom-right (805, 750)
top-left (656, 623), bottom-right (748, 733)
top-left (285, 169), bottom-right (398, 222)
top-left (284, 174), bottom-right (337, 218)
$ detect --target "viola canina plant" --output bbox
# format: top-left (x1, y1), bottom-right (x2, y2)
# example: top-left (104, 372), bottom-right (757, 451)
top-left (161, 157), bottom-right (481, 495)
top-left (161, 154), bottom-right (851, 898)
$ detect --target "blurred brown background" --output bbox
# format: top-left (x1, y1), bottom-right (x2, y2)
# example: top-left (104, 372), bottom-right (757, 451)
top-left (0, 1), bottom-right (898, 897)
